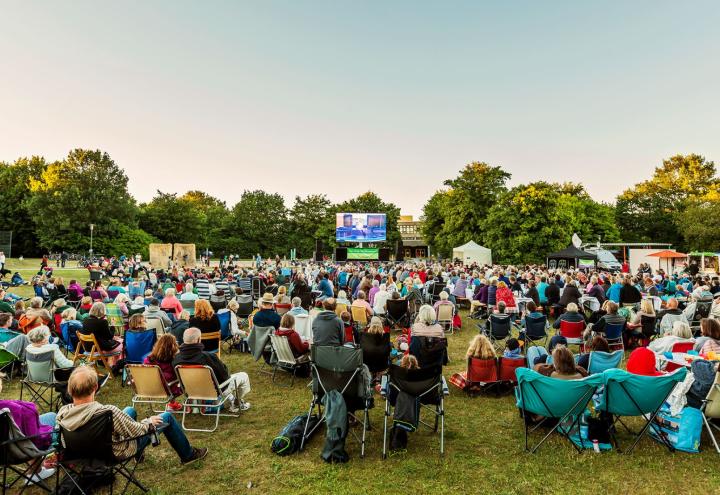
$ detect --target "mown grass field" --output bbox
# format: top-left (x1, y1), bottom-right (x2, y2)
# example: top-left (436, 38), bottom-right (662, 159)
top-left (3, 259), bottom-right (719, 494)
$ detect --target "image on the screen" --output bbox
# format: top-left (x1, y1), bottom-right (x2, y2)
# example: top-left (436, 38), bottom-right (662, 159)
top-left (335, 213), bottom-right (387, 242)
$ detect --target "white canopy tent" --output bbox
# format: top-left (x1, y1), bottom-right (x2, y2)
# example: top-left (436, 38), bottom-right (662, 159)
top-left (452, 241), bottom-right (492, 266)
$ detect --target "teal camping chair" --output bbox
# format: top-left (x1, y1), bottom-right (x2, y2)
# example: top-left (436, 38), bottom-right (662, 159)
top-left (598, 368), bottom-right (687, 453)
top-left (515, 367), bottom-right (603, 453)
top-left (587, 350), bottom-right (623, 375)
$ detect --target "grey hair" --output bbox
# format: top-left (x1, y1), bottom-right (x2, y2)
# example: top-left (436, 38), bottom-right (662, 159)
top-left (27, 325), bottom-right (51, 344)
top-left (415, 305), bottom-right (436, 326)
top-left (183, 327), bottom-right (202, 344)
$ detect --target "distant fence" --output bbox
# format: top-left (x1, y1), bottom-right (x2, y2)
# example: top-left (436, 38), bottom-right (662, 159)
top-left (0, 231), bottom-right (11, 257)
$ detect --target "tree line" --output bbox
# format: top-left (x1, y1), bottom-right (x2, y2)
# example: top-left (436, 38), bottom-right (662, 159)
top-left (1, 149), bottom-right (717, 262)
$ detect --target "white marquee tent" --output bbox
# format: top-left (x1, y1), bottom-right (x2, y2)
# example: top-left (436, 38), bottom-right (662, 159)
top-left (452, 241), bottom-right (492, 266)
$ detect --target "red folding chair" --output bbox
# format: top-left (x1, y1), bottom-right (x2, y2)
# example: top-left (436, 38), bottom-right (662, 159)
top-left (559, 320), bottom-right (586, 352)
top-left (666, 341), bottom-right (694, 372)
top-left (498, 357), bottom-right (526, 385)
top-left (465, 357), bottom-right (500, 395)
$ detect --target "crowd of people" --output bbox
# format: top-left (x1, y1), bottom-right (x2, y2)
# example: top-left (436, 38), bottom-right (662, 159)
top-left (1, 254), bottom-right (720, 485)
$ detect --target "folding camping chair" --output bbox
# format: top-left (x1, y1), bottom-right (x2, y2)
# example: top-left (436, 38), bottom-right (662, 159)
top-left (484, 314), bottom-right (513, 353)
top-left (334, 303), bottom-right (348, 318)
top-left (598, 368), bottom-right (687, 453)
top-left (300, 345), bottom-right (372, 457)
top-left (235, 295), bottom-right (254, 329)
top-left (201, 331), bottom-right (222, 357)
top-left (464, 357), bottom-right (500, 395)
top-left (180, 299), bottom-right (196, 316)
top-left (0, 409), bottom-right (54, 494)
top-left (55, 410), bottom-right (155, 494)
top-left (385, 299), bottom-right (410, 330)
top-left (498, 357), bottom-right (525, 386)
top-left (175, 365), bottom-right (240, 432)
top-left (558, 320), bottom-right (585, 352)
top-left (587, 350), bottom-right (623, 375)
top-left (73, 332), bottom-right (122, 377)
top-left (381, 364), bottom-right (448, 457)
top-left (268, 334), bottom-right (304, 387)
top-left (122, 328), bottom-right (157, 386)
top-left (145, 317), bottom-right (166, 336)
top-left (410, 336), bottom-right (448, 369)
top-left (217, 311), bottom-right (234, 354)
top-left (430, 283), bottom-right (446, 304)
top-left (0, 349), bottom-right (20, 380)
top-left (520, 314), bottom-right (548, 348)
top-left (351, 306), bottom-right (369, 331)
top-left (358, 332), bottom-right (391, 376)
top-left (127, 364), bottom-right (178, 413)
top-left (515, 368), bottom-right (603, 453)
top-left (247, 325), bottom-right (275, 374)
top-left (58, 321), bottom-right (82, 356)
top-left (437, 304), bottom-right (455, 335)
top-left (701, 369), bottom-right (720, 453)
top-left (20, 350), bottom-right (57, 413)
top-left (665, 341), bottom-right (694, 372)
top-left (603, 322), bottom-right (625, 353)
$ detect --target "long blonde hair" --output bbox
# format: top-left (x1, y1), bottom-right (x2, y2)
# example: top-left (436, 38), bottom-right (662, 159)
top-left (466, 334), bottom-right (496, 359)
top-left (367, 316), bottom-right (384, 335)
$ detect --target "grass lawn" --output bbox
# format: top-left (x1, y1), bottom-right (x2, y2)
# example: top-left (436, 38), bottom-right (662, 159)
top-left (3, 260), bottom-right (719, 494)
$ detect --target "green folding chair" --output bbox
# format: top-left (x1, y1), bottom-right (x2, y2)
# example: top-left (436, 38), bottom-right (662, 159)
top-left (598, 368), bottom-right (687, 453)
top-left (515, 368), bottom-right (603, 453)
top-left (0, 349), bottom-right (20, 378)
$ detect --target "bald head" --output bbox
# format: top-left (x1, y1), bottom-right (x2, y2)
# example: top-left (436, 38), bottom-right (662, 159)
top-left (667, 298), bottom-right (678, 309)
top-left (183, 327), bottom-right (202, 344)
top-left (68, 365), bottom-right (99, 400)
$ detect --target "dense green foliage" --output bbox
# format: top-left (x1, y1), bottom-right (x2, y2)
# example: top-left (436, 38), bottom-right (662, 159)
top-left (616, 154), bottom-right (720, 250)
top-left (2, 150), bottom-right (718, 259)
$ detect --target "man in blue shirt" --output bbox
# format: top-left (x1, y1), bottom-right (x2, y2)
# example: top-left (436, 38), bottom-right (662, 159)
top-left (317, 273), bottom-right (334, 301)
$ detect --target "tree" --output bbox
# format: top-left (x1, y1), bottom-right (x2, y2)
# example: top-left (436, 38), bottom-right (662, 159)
top-left (26, 149), bottom-right (139, 253)
top-left (179, 191), bottom-right (229, 255)
top-left (676, 196), bottom-right (720, 251)
top-left (223, 190), bottom-right (289, 257)
top-left (616, 154), bottom-right (719, 248)
top-left (0, 157), bottom-right (46, 256)
top-left (139, 191), bottom-right (205, 245)
top-left (420, 162), bottom-right (511, 257)
top-left (289, 194), bottom-right (332, 258)
top-left (316, 192), bottom-right (401, 251)
top-left (483, 182), bottom-right (618, 264)
top-left (420, 190), bottom-right (452, 257)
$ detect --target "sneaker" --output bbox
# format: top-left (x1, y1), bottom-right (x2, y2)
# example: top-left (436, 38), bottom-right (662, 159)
top-left (166, 400), bottom-right (183, 412)
top-left (239, 400), bottom-right (251, 411)
top-left (181, 447), bottom-right (208, 465)
top-left (24, 467), bottom-right (55, 485)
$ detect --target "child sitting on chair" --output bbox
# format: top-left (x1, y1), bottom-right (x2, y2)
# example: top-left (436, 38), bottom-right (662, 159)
top-left (503, 338), bottom-right (522, 359)
top-left (340, 311), bottom-right (354, 344)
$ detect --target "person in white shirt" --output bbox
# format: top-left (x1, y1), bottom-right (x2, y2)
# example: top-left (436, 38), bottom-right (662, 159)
top-left (373, 284), bottom-right (391, 315)
top-left (180, 283), bottom-right (199, 301)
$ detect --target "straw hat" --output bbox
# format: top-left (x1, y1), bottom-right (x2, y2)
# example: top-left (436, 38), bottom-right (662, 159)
top-left (259, 293), bottom-right (274, 306)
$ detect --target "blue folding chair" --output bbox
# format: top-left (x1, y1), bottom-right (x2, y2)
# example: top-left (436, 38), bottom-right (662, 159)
top-left (603, 323), bottom-right (625, 353)
top-left (521, 314), bottom-right (548, 348)
top-left (587, 350), bottom-right (623, 375)
top-left (515, 368), bottom-right (603, 453)
top-left (217, 311), bottom-right (234, 354)
top-left (122, 329), bottom-right (157, 386)
top-left (598, 368), bottom-right (687, 453)
top-left (59, 321), bottom-right (82, 356)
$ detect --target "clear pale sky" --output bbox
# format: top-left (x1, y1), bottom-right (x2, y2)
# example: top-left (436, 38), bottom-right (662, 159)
top-left (2, 1), bottom-right (719, 216)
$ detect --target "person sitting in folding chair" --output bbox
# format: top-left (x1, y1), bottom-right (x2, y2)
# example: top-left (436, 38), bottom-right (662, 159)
top-left (312, 298), bottom-right (344, 347)
top-left (449, 334), bottom-right (496, 391)
top-left (533, 345), bottom-right (588, 380)
top-left (25, 325), bottom-right (74, 371)
top-left (410, 305), bottom-right (444, 339)
top-left (172, 328), bottom-right (251, 412)
top-left (56, 366), bottom-right (208, 468)
top-left (144, 334), bottom-right (183, 411)
top-left (0, 374), bottom-right (57, 486)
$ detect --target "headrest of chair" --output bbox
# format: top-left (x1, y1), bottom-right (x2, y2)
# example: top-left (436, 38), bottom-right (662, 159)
top-left (312, 345), bottom-right (363, 371)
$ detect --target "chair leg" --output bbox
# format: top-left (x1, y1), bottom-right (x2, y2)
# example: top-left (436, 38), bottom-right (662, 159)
top-left (382, 399), bottom-right (390, 459)
top-left (702, 413), bottom-right (720, 454)
top-left (439, 397), bottom-right (445, 455)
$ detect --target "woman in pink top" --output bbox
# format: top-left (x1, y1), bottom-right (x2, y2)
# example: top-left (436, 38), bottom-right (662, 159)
top-left (160, 287), bottom-right (183, 318)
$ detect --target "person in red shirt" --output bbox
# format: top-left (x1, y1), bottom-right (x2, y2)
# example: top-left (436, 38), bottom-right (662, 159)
top-left (275, 313), bottom-right (309, 357)
top-left (621, 261), bottom-right (630, 274)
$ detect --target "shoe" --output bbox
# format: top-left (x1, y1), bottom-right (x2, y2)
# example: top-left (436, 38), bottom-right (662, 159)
top-left (24, 467), bottom-right (55, 485)
top-left (166, 400), bottom-right (183, 412)
top-left (181, 447), bottom-right (208, 465)
top-left (42, 454), bottom-right (57, 470)
top-left (239, 400), bottom-right (251, 411)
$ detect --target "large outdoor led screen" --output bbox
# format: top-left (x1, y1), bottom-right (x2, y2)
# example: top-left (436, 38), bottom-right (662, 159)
top-left (335, 213), bottom-right (387, 242)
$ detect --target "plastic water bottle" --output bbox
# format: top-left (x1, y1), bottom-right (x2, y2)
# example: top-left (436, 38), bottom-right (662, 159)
top-left (592, 439), bottom-right (600, 453)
